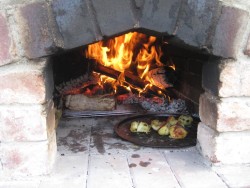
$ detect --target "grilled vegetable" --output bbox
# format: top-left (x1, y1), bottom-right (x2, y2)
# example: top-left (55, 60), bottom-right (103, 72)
top-left (158, 125), bottom-right (170, 136)
top-left (151, 119), bottom-right (162, 131)
top-left (130, 121), bottom-right (151, 133)
top-left (169, 124), bottom-right (188, 139)
top-left (178, 115), bottom-right (193, 126)
top-left (137, 122), bottom-right (151, 133)
top-left (130, 121), bottom-right (139, 132)
top-left (166, 116), bottom-right (178, 126)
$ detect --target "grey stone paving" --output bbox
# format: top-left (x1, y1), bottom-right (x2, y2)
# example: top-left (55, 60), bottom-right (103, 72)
top-left (1, 116), bottom-right (250, 188)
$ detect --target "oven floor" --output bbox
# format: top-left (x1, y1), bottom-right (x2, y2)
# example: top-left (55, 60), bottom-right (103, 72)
top-left (2, 117), bottom-right (249, 188)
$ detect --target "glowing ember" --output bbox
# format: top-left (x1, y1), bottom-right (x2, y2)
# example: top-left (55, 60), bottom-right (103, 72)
top-left (85, 32), bottom-right (174, 96)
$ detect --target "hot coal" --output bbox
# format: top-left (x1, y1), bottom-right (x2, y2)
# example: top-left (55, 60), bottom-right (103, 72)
top-left (55, 73), bottom-right (100, 96)
top-left (117, 93), bottom-right (187, 113)
top-left (141, 98), bottom-right (187, 113)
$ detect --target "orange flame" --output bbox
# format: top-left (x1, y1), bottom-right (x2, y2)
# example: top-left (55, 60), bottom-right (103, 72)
top-left (86, 32), bottom-right (170, 95)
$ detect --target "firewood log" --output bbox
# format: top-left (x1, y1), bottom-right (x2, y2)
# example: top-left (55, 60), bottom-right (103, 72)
top-left (147, 67), bottom-right (174, 89)
top-left (65, 94), bottom-right (115, 111)
top-left (92, 63), bottom-right (174, 97)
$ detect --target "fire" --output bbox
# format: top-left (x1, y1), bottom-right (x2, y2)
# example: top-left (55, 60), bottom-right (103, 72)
top-left (86, 32), bottom-right (171, 95)
top-left (86, 32), bottom-right (139, 72)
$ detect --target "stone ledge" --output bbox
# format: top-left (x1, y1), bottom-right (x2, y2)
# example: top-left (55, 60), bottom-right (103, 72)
top-left (197, 122), bottom-right (250, 164)
top-left (200, 93), bottom-right (250, 132)
top-left (0, 132), bottom-right (57, 178)
top-left (0, 58), bottom-right (53, 104)
top-left (0, 101), bottom-right (56, 142)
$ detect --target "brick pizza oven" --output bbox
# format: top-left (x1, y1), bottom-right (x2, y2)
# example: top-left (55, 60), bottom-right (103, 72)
top-left (1, 0), bottom-right (250, 178)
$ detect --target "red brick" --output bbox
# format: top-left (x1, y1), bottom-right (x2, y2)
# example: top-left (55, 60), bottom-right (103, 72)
top-left (219, 59), bottom-right (250, 97)
top-left (0, 12), bottom-right (13, 66)
top-left (200, 93), bottom-right (250, 132)
top-left (0, 133), bottom-right (57, 177)
top-left (16, 2), bottom-right (56, 58)
top-left (211, 6), bottom-right (249, 58)
top-left (197, 122), bottom-right (250, 164)
top-left (0, 101), bottom-right (55, 142)
top-left (0, 58), bottom-right (53, 104)
top-left (217, 97), bottom-right (250, 131)
top-left (202, 59), bottom-right (250, 97)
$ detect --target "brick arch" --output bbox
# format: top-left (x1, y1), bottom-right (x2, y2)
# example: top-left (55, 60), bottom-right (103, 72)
top-left (16, 0), bottom-right (248, 60)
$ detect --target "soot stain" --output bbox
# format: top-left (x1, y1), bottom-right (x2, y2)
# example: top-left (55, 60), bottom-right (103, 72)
top-left (131, 154), bottom-right (140, 158)
top-left (57, 129), bottom-right (87, 153)
top-left (139, 161), bottom-right (151, 167)
top-left (91, 130), bottom-right (115, 154)
top-left (108, 142), bottom-right (129, 150)
top-left (129, 163), bottom-right (137, 168)
top-left (93, 135), bottom-right (105, 154)
top-left (92, 127), bottom-right (119, 153)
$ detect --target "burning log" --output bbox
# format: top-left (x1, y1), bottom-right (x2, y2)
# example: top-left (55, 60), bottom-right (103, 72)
top-left (147, 67), bottom-right (176, 89)
top-left (65, 94), bottom-right (115, 111)
top-left (55, 73), bottom-right (100, 96)
top-left (92, 63), bottom-right (174, 97)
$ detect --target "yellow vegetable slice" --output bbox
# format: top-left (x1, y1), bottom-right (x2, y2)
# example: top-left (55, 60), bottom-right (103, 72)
top-left (169, 124), bottom-right (188, 139)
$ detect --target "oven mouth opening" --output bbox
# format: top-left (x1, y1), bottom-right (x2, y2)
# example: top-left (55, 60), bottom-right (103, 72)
top-left (52, 30), bottom-right (211, 118)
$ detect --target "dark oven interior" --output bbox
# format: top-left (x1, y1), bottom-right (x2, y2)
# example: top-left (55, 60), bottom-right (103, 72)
top-left (51, 30), bottom-right (212, 116)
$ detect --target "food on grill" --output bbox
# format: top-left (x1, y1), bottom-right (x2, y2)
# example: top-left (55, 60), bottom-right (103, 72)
top-left (137, 122), bottom-right (151, 133)
top-left (151, 119), bottom-right (163, 131)
top-left (158, 125), bottom-right (170, 136)
top-left (169, 124), bottom-right (188, 139)
top-left (166, 116), bottom-right (178, 126)
top-left (130, 115), bottom-right (193, 139)
top-left (130, 121), bottom-right (139, 132)
top-left (130, 121), bottom-right (151, 133)
top-left (178, 115), bottom-right (193, 126)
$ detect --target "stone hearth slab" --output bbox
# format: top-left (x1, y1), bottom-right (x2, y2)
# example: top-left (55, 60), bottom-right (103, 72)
top-left (1, 117), bottom-right (249, 188)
